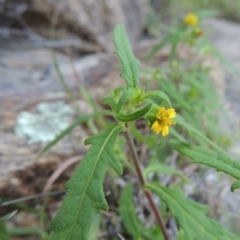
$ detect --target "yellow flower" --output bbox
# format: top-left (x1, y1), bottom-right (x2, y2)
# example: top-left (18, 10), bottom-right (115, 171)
top-left (151, 107), bottom-right (176, 136)
top-left (184, 13), bottom-right (198, 27)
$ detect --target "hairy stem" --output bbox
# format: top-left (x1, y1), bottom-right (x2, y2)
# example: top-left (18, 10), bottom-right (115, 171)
top-left (123, 123), bottom-right (169, 240)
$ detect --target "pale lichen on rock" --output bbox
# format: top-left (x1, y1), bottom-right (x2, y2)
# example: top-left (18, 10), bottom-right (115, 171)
top-left (15, 101), bottom-right (74, 144)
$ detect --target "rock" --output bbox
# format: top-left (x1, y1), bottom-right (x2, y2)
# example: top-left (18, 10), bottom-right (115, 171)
top-left (32, 0), bottom-right (147, 52)
top-left (203, 18), bottom-right (240, 156)
top-left (0, 49), bottom-right (117, 112)
top-left (203, 18), bottom-right (240, 69)
top-left (0, 48), bottom-right (121, 189)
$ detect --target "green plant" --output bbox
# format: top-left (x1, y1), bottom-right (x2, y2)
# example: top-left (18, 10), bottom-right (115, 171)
top-left (47, 22), bottom-right (240, 240)
top-left (144, 12), bottom-right (232, 148)
top-left (168, 0), bottom-right (240, 22)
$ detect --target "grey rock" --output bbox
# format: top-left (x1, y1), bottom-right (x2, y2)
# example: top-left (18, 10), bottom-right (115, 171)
top-left (35, 0), bottom-right (147, 52)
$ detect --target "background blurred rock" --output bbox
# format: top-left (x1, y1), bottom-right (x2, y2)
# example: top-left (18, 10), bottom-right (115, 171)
top-left (41, 0), bottom-right (148, 51)
top-left (0, 0), bottom-right (148, 52)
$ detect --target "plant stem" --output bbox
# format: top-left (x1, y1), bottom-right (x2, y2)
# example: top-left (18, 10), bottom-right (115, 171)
top-left (123, 124), bottom-right (169, 240)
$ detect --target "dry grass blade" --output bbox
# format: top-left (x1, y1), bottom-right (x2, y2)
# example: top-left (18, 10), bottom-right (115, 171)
top-left (117, 233), bottom-right (125, 240)
top-left (43, 155), bottom-right (82, 193)
top-left (0, 191), bottom-right (65, 207)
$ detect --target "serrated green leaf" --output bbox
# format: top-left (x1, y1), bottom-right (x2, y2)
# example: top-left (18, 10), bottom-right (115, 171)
top-left (40, 111), bottom-right (110, 155)
top-left (116, 88), bottom-right (139, 113)
top-left (143, 90), bottom-right (171, 107)
top-left (119, 184), bottom-right (164, 240)
top-left (143, 162), bottom-right (188, 183)
top-left (114, 25), bottom-right (140, 88)
top-left (170, 140), bottom-right (240, 182)
top-left (50, 124), bottom-right (123, 240)
top-left (116, 103), bottom-right (152, 122)
top-left (145, 183), bottom-right (238, 240)
top-left (102, 95), bottom-right (117, 111)
top-left (231, 181), bottom-right (240, 192)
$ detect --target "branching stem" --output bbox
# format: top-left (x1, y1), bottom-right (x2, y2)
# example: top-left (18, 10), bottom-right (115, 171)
top-left (123, 123), bottom-right (169, 240)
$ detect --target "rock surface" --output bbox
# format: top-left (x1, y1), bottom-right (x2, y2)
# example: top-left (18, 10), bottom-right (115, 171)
top-left (32, 0), bottom-right (147, 52)
top-left (203, 18), bottom-right (240, 155)
top-left (0, 49), bottom-right (123, 188)
top-left (204, 18), bottom-right (240, 69)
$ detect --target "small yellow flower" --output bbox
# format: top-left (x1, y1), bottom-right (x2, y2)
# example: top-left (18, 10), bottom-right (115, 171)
top-left (184, 13), bottom-right (198, 27)
top-left (151, 107), bottom-right (176, 136)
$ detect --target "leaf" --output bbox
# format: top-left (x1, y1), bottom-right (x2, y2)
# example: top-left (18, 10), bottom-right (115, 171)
top-left (130, 125), bottom-right (156, 148)
top-left (7, 227), bottom-right (45, 237)
top-left (143, 162), bottom-right (188, 183)
top-left (116, 88), bottom-right (139, 113)
top-left (198, 10), bottom-right (220, 18)
top-left (116, 103), bottom-right (152, 122)
top-left (50, 124), bottom-right (123, 240)
top-left (102, 95), bottom-right (117, 111)
top-left (79, 85), bottom-right (97, 111)
top-left (114, 25), bottom-right (140, 88)
top-left (52, 51), bottom-right (81, 115)
top-left (177, 229), bottom-right (191, 240)
top-left (231, 181), bottom-right (240, 192)
top-left (145, 183), bottom-right (238, 240)
top-left (40, 111), bottom-right (110, 155)
top-left (0, 219), bottom-right (10, 240)
top-left (170, 140), bottom-right (240, 188)
top-left (182, 72), bottom-right (220, 109)
top-left (170, 128), bottom-right (187, 143)
top-left (144, 36), bottom-right (171, 60)
top-left (87, 213), bottom-right (101, 240)
top-left (174, 114), bottom-right (223, 152)
top-left (205, 40), bottom-right (240, 76)
top-left (143, 90), bottom-right (171, 107)
top-left (118, 184), bottom-right (164, 240)
top-left (160, 79), bottom-right (191, 110)
top-left (118, 184), bottom-right (144, 237)
top-left (170, 31), bottom-right (180, 60)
